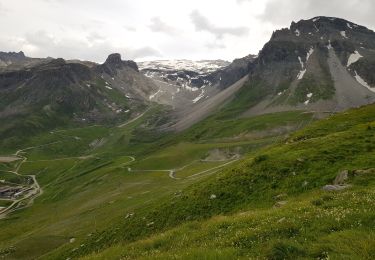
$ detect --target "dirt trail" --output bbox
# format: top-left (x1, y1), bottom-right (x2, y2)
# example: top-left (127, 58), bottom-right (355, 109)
top-left (127, 158), bottom-right (238, 180)
top-left (0, 142), bottom-right (61, 218)
top-left (118, 108), bottom-right (150, 128)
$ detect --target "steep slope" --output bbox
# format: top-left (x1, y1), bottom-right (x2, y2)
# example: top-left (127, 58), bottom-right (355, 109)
top-left (54, 102), bottom-right (375, 260)
top-left (146, 17), bottom-right (375, 132)
top-left (0, 53), bottom-right (157, 145)
top-left (138, 56), bottom-right (256, 112)
top-left (224, 17), bottom-right (375, 118)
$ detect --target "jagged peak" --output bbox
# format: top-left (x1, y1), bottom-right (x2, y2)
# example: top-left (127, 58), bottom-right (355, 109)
top-left (102, 53), bottom-right (138, 72)
top-left (104, 53), bottom-right (122, 65)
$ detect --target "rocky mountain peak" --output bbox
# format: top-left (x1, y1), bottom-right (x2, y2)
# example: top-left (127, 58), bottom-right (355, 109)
top-left (105, 53), bottom-right (122, 65)
top-left (103, 53), bottom-right (138, 72)
top-left (0, 51), bottom-right (27, 66)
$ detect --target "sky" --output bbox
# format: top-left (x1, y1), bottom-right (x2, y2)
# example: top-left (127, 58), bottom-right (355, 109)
top-left (0, 0), bottom-right (374, 63)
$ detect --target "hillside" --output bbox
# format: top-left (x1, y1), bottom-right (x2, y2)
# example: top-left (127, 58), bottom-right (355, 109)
top-left (0, 53), bottom-right (157, 149)
top-left (53, 103), bottom-right (375, 260)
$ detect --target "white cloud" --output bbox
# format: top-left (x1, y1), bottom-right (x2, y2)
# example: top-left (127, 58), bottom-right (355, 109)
top-left (0, 0), bottom-right (374, 62)
top-left (149, 17), bottom-right (179, 35)
top-left (190, 10), bottom-right (249, 39)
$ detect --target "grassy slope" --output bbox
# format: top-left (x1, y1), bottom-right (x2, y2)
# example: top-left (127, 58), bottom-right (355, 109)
top-left (59, 104), bottom-right (375, 260)
top-left (0, 104), bottom-right (312, 259)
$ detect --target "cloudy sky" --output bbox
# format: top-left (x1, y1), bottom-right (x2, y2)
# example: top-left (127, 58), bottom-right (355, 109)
top-left (0, 0), bottom-right (374, 62)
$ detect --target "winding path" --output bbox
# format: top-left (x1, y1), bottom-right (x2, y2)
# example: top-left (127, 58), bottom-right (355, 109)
top-left (0, 142), bottom-right (61, 218)
top-left (127, 158), bottom-right (239, 180)
top-left (0, 144), bottom-right (238, 218)
top-left (118, 108), bottom-right (151, 128)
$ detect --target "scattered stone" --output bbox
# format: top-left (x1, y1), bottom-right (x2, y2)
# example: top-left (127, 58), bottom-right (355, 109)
top-left (353, 168), bottom-right (375, 175)
top-left (277, 217), bottom-right (286, 223)
top-left (210, 194), bottom-right (217, 199)
top-left (125, 212), bottom-right (134, 219)
top-left (274, 193), bottom-right (287, 200)
top-left (302, 181), bottom-right (309, 187)
top-left (146, 221), bottom-right (154, 227)
top-left (333, 170), bottom-right (348, 185)
top-left (274, 201), bottom-right (288, 208)
top-left (322, 185), bottom-right (351, 191)
top-left (69, 238), bottom-right (75, 243)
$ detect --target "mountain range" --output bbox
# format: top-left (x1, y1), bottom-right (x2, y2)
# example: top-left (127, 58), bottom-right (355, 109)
top-left (0, 16), bottom-right (374, 260)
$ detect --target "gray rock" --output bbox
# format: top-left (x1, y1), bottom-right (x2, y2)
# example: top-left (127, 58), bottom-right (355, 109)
top-left (322, 185), bottom-right (351, 191)
top-left (333, 170), bottom-right (348, 185)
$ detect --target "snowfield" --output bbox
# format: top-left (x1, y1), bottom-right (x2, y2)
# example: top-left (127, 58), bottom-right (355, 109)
top-left (347, 51), bottom-right (363, 67)
top-left (138, 60), bottom-right (230, 74)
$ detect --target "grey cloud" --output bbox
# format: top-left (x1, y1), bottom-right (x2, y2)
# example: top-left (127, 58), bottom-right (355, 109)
top-left (148, 17), bottom-right (179, 35)
top-left (205, 42), bottom-right (226, 49)
top-left (86, 32), bottom-right (106, 42)
top-left (123, 26), bottom-right (137, 32)
top-left (126, 47), bottom-right (162, 60)
top-left (18, 30), bottom-right (161, 62)
top-left (0, 2), bottom-right (8, 14)
top-left (258, 0), bottom-right (375, 30)
top-left (190, 10), bottom-right (249, 39)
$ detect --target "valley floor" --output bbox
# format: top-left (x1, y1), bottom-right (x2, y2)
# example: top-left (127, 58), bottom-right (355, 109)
top-left (0, 104), bottom-right (374, 260)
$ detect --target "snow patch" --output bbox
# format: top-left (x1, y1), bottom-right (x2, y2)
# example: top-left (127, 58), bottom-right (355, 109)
top-left (192, 89), bottom-right (205, 103)
top-left (304, 93), bottom-right (312, 105)
top-left (347, 51), bottom-right (363, 67)
top-left (105, 86), bottom-right (112, 90)
top-left (312, 17), bottom-right (320, 22)
top-left (297, 69), bottom-right (307, 80)
top-left (340, 31), bottom-right (348, 39)
top-left (306, 47), bottom-right (314, 62)
top-left (184, 85), bottom-right (199, 92)
top-left (298, 56), bottom-right (304, 69)
top-left (354, 71), bottom-right (375, 92)
top-left (347, 23), bottom-right (353, 29)
top-left (295, 29), bottom-right (300, 37)
top-left (296, 48), bottom-right (313, 80)
top-left (327, 40), bottom-right (333, 50)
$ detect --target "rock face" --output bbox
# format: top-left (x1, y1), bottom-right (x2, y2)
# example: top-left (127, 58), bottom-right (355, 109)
top-left (0, 51), bottom-right (27, 64)
top-left (0, 53), bottom-right (158, 138)
top-left (207, 55), bottom-right (256, 90)
top-left (322, 170), bottom-right (351, 191)
top-left (240, 16), bottom-right (375, 116)
top-left (99, 53), bottom-right (139, 76)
